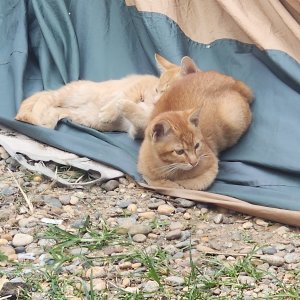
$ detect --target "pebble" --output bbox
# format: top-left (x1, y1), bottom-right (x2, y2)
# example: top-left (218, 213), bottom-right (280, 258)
top-left (117, 199), bottom-right (132, 208)
top-left (0, 239), bottom-right (8, 245)
top-left (275, 226), bottom-right (290, 235)
top-left (128, 224), bottom-right (152, 235)
top-left (173, 198), bottom-right (195, 208)
top-left (238, 275), bottom-right (256, 286)
top-left (69, 247), bottom-right (89, 255)
top-left (138, 211), bottom-right (156, 220)
top-left (165, 276), bottom-right (185, 286)
top-left (284, 253), bottom-right (300, 264)
top-left (157, 204), bottom-right (175, 215)
top-left (0, 245), bottom-right (16, 256)
top-left (70, 196), bottom-right (79, 205)
top-left (255, 219), bottom-right (269, 227)
top-left (85, 266), bottom-right (106, 278)
top-left (183, 212), bottom-right (191, 220)
top-left (132, 234), bottom-right (147, 243)
top-left (127, 204), bottom-right (137, 213)
top-left (261, 246), bottom-right (277, 255)
top-left (42, 196), bottom-right (63, 208)
top-left (242, 221), bottom-right (253, 229)
top-left (102, 180), bottom-right (119, 191)
top-left (143, 280), bottom-right (160, 292)
top-left (166, 229), bottom-right (182, 240)
top-left (58, 194), bottom-right (71, 205)
top-left (92, 278), bottom-right (106, 291)
top-left (213, 214), bottom-right (223, 224)
top-left (148, 199), bottom-right (165, 209)
top-left (261, 255), bottom-right (285, 266)
top-left (12, 233), bottom-right (33, 247)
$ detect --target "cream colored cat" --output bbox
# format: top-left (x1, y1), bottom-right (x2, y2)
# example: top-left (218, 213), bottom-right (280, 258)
top-left (16, 54), bottom-right (197, 139)
top-left (138, 68), bottom-right (253, 190)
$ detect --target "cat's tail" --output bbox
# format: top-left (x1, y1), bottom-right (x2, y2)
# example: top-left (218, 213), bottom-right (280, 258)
top-left (234, 80), bottom-right (253, 104)
top-left (15, 91), bottom-right (64, 128)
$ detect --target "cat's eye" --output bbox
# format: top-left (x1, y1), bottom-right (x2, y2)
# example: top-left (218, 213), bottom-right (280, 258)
top-left (140, 95), bottom-right (144, 102)
top-left (195, 143), bottom-right (200, 149)
top-left (155, 88), bottom-right (159, 93)
top-left (175, 149), bottom-right (185, 155)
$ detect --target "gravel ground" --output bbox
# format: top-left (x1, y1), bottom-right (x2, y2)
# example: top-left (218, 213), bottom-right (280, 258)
top-left (0, 145), bottom-right (300, 299)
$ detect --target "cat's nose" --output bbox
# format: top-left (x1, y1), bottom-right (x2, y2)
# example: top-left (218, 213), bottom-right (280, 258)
top-left (189, 158), bottom-right (198, 167)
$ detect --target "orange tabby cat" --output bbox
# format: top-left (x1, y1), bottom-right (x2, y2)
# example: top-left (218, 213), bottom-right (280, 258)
top-left (16, 54), bottom-right (197, 139)
top-left (138, 68), bottom-right (253, 190)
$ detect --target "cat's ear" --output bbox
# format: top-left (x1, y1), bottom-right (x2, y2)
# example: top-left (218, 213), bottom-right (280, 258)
top-left (151, 120), bottom-right (171, 141)
top-left (155, 53), bottom-right (177, 72)
top-left (189, 108), bottom-right (201, 127)
top-left (180, 56), bottom-right (198, 76)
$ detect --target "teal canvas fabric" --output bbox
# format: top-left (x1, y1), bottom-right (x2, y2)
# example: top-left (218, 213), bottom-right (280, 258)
top-left (1, 0), bottom-right (300, 211)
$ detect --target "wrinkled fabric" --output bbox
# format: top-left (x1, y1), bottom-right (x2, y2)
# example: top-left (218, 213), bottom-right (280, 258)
top-left (0, 0), bottom-right (300, 213)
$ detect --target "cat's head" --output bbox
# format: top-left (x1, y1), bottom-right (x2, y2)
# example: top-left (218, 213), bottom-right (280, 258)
top-left (146, 108), bottom-right (205, 172)
top-left (155, 54), bottom-right (199, 100)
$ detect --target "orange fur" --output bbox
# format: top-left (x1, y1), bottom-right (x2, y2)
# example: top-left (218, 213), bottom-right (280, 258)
top-left (138, 69), bottom-right (253, 190)
top-left (16, 54), bottom-right (196, 139)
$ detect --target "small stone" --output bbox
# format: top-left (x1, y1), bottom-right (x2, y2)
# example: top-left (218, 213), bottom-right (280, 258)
top-left (69, 247), bottom-right (89, 255)
top-left (166, 229), bottom-right (182, 240)
top-left (12, 234), bottom-right (33, 247)
top-left (70, 196), bottom-right (79, 205)
top-left (213, 214), bottom-right (223, 224)
top-left (0, 239), bottom-right (8, 245)
top-left (183, 212), bottom-right (191, 220)
top-left (122, 277), bottom-right (131, 288)
top-left (165, 276), bottom-right (185, 286)
top-left (15, 246), bottom-right (26, 254)
top-left (143, 280), bottom-right (160, 292)
top-left (157, 204), bottom-right (175, 215)
top-left (255, 219), bottom-right (269, 227)
top-left (85, 266), bottom-right (106, 278)
top-left (238, 275), bottom-right (256, 286)
top-left (58, 195), bottom-right (71, 205)
top-left (42, 196), bottom-right (62, 208)
top-left (124, 287), bottom-right (139, 293)
top-left (242, 221), bottom-right (253, 229)
top-left (118, 261), bottom-right (132, 270)
top-left (284, 253), bottom-right (300, 264)
top-left (169, 222), bottom-right (185, 231)
top-left (132, 262), bottom-right (142, 269)
top-left (102, 180), bottom-right (119, 191)
top-left (261, 255), bottom-right (285, 266)
top-left (261, 246), bottom-right (277, 255)
top-left (173, 198), bottom-right (195, 208)
top-left (132, 234), bottom-right (147, 243)
top-left (148, 199), bottom-right (165, 209)
top-left (128, 224), bottom-right (152, 235)
top-left (275, 226), bottom-right (290, 235)
top-left (117, 199), bottom-right (132, 208)
top-left (0, 245), bottom-right (16, 256)
top-left (127, 204), bottom-right (137, 213)
top-left (196, 245), bottom-right (215, 253)
top-left (138, 211), bottom-right (156, 220)
top-left (92, 278), bottom-right (106, 291)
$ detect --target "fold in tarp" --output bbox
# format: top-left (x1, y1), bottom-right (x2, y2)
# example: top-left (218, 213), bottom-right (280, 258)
top-left (1, 0), bottom-right (300, 224)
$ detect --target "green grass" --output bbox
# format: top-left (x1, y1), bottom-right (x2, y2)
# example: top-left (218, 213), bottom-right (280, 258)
top-left (1, 218), bottom-right (300, 300)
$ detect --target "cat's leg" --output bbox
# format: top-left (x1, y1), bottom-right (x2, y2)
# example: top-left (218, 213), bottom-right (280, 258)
top-left (119, 99), bottom-right (151, 138)
top-left (175, 162), bottom-right (218, 191)
top-left (97, 101), bottom-right (121, 123)
top-left (16, 91), bottom-right (61, 128)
